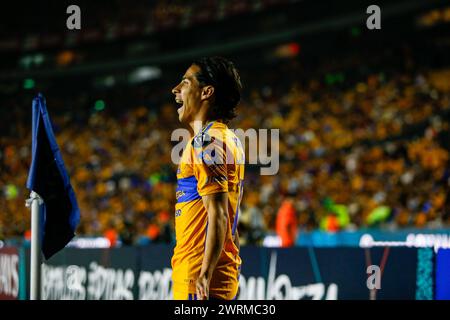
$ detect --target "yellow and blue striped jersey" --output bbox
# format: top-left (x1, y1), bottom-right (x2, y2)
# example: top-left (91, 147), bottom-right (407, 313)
top-left (171, 121), bottom-right (244, 300)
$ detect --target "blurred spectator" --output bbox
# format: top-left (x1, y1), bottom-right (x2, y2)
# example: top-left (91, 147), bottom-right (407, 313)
top-left (0, 38), bottom-right (449, 247)
top-left (239, 191), bottom-right (266, 245)
top-left (276, 195), bottom-right (298, 247)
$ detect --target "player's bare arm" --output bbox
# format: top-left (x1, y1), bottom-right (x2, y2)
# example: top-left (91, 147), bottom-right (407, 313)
top-left (196, 192), bottom-right (228, 299)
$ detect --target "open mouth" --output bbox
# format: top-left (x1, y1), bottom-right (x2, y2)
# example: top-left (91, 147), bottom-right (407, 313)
top-left (175, 98), bottom-right (184, 113)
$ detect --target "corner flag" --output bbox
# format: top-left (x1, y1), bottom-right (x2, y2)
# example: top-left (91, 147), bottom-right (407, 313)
top-left (26, 94), bottom-right (80, 260)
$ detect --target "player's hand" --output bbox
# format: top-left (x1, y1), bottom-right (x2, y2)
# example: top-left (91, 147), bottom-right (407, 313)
top-left (196, 273), bottom-right (209, 300)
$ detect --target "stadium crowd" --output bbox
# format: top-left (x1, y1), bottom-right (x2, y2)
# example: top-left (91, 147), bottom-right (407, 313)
top-left (1, 50), bottom-right (449, 247)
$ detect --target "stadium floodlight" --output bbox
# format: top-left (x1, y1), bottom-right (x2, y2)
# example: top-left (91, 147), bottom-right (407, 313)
top-left (128, 66), bottom-right (161, 84)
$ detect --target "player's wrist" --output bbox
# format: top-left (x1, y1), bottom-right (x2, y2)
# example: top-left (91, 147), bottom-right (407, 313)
top-left (199, 268), bottom-right (213, 281)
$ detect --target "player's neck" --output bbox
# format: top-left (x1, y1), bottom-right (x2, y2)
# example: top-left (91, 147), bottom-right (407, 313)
top-left (189, 119), bottom-right (215, 136)
top-left (189, 104), bottom-right (213, 134)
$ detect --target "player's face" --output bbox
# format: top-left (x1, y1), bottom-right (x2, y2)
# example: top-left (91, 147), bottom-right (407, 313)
top-left (172, 64), bottom-right (203, 124)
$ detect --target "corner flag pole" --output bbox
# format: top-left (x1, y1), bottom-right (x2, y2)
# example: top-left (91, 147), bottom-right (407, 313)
top-left (25, 94), bottom-right (81, 299)
top-left (26, 191), bottom-right (44, 300)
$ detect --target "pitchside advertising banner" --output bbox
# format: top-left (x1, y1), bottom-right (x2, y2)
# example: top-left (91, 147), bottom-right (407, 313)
top-left (12, 245), bottom-right (444, 300)
top-left (0, 246), bottom-right (20, 300)
top-left (296, 228), bottom-right (450, 250)
top-left (436, 249), bottom-right (450, 300)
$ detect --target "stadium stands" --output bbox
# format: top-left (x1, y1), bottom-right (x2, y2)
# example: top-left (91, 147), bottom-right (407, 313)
top-left (0, 0), bottom-right (448, 247)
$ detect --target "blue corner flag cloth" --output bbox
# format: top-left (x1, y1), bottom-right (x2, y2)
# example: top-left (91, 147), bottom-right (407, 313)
top-left (26, 94), bottom-right (80, 260)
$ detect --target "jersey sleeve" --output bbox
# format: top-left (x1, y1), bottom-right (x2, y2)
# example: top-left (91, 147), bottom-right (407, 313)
top-left (192, 133), bottom-right (228, 196)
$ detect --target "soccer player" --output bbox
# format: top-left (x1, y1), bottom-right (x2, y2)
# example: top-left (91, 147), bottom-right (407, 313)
top-left (171, 57), bottom-right (245, 300)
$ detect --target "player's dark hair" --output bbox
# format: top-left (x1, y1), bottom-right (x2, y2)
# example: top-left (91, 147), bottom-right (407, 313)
top-left (192, 56), bottom-right (242, 123)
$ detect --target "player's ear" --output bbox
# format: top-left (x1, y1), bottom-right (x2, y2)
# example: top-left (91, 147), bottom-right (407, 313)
top-left (201, 85), bottom-right (215, 101)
